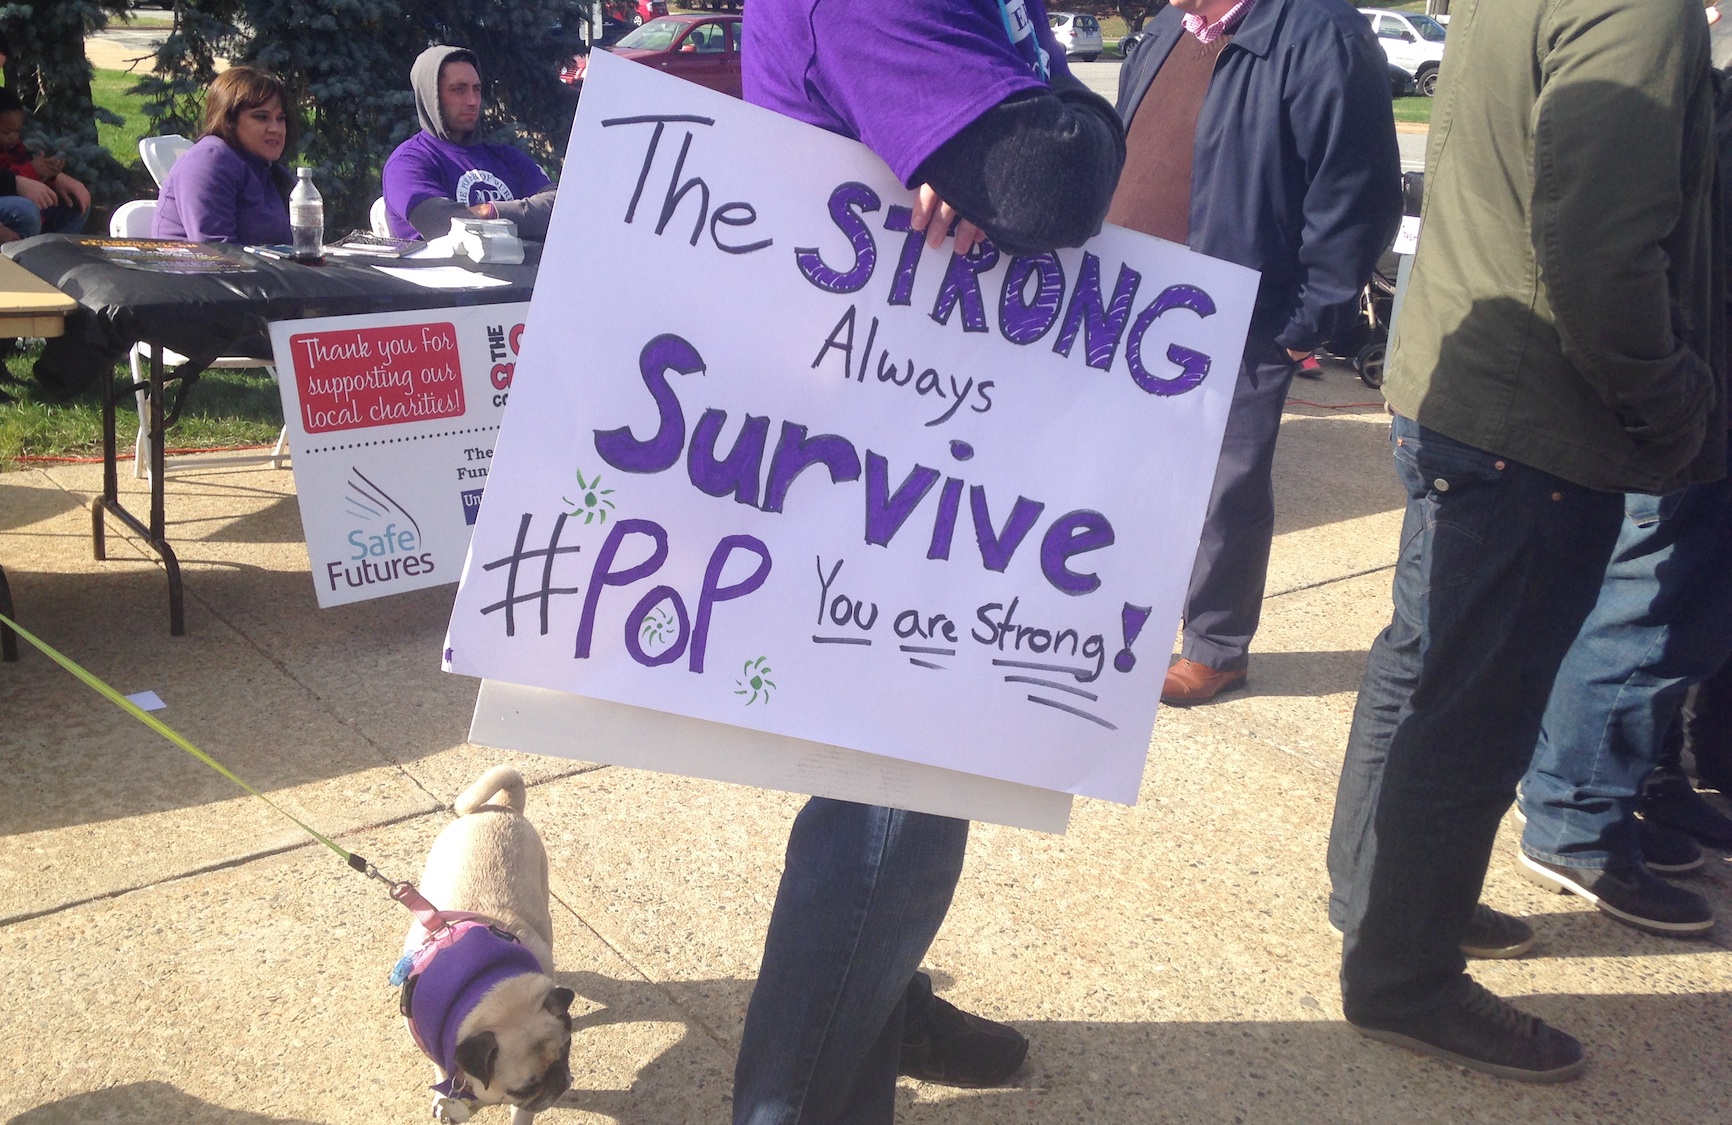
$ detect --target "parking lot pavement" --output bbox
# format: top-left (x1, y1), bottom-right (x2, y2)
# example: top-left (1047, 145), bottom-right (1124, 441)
top-left (85, 27), bottom-right (169, 73)
top-left (1068, 56), bottom-right (1123, 101)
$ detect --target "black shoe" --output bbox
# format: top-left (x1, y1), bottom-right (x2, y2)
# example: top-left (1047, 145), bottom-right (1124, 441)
top-left (1690, 753), bottom-right (1732, 795)
top-left (899, 995), bottom-right (1028, 1088)
top-left (1518, 853), bottom-right (1713, 936)
top-left (1641, 773), bottom-right (1732, 850)
top-left (1459, 904), bottom-right (1535, 959)
top-left (1350, 977), bottom-right (1587, 1083)
top-left (1637, 817), bottom-right (1705, 872)
top-left (1695, 765), bottom-right (1732, 795)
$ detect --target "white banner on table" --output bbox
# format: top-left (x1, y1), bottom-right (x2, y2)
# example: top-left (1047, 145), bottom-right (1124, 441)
top-left (445, 50), bottom-right (1258, 810)
top-left (269, 302), bottom-right (528, 607)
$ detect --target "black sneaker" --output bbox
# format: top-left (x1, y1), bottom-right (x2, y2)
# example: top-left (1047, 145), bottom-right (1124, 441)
top-left (1637, 817), bottom-right (1705, 873)
top-left (899, 995), bottom-right (1028, 1087)
top-left (1641, 772), bottom-right (1732, 850)
top-left (1514, 793), bottom-right (1703, 871)
top-left (1691, 759), bottom-right (1732, 795)
top-left (1518, 853), bottom-right (1714, 936)
top-left (1350, 977), bottom-right (1588, 1083)
top-left (1459, 904), bottom-right (1535, 959)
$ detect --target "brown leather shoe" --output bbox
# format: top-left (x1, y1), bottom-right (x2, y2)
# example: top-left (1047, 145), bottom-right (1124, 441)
top-left (1161, 658), bottom-right (1247, 705)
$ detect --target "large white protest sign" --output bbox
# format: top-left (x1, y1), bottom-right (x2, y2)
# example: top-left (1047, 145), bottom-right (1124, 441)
top-left (445, 50), bottom-right (1258, 809)
top-left (269, 303), bottom-right (527, 607)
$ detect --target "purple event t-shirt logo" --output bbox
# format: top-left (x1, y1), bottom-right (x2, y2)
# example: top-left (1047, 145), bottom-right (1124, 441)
top-left (1000, 0), bottom-right (1050, 81)
top-left (455, 168), bottom-right (516, 207)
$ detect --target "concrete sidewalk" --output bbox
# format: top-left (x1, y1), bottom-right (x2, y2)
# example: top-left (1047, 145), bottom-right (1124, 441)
top-left (2, 362), bottom-right (1728, 1124)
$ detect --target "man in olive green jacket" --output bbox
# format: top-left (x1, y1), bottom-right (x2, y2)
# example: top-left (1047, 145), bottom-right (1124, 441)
top-left (1325, 0), bottom-right (1724, 1083)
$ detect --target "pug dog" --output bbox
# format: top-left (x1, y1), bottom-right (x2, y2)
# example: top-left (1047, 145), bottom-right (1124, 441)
top-left (402, 766), bottom-right (575, 1123)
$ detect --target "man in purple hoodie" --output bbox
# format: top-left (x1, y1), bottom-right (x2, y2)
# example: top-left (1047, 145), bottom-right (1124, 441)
top-left (381, 45), bottom-right (557, 241)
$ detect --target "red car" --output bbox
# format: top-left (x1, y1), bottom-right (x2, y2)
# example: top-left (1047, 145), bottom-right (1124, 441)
top-left (561, 13), bottom-right (743, 98)
top-left (614, 0), bottom-right (669, 27)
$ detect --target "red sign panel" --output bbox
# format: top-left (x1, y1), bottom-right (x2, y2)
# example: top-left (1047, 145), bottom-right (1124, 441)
top-left (289, 322), bottom-right (466, 433)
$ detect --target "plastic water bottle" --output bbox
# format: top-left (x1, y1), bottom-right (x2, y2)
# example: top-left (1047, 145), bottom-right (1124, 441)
top-left (290, 167), bottom-right (324, 262)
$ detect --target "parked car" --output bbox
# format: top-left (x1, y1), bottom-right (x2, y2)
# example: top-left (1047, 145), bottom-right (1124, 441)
top-left (1049, 12), bottom-right (1104, 61)
top-left (615, 0), bottom-right (669, 27)
top-left (1359, 8), bottom-right (1447, 97)
top-left (561, 13), bottom-right (743, 98)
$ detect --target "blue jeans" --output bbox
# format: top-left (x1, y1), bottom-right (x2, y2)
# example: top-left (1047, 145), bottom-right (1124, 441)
top-left (0, 195), bottom-right (86, 238)
top-left (1328, 416), bottom-right (1623, 1022)
top-left (734, 799), bottom-right (968, 1124)
top-left (1520, 468), bottom-right (1732, 870)
top-left (0, 195), bottom-right (40, 238)
top-left (1180, 334), bottom-right (1302, 672)
top-left (43, 203), bottom-right (89, 235)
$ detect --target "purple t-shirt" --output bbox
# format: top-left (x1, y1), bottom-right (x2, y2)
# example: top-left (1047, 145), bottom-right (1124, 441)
top-left (742, 0), bottom-right (1071, 184)
top-left (152, 134), bottom-right (292, 245)
top-left (380, 132), bottom-right (552, 239)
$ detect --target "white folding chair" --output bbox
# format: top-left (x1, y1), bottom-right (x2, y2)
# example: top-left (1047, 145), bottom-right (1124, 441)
top-left (370, 196), bottom-right (392, 237)
top-left (138, 135), bottom-right (194, 188)
top-left (111, 200), bottom-right (289, 477)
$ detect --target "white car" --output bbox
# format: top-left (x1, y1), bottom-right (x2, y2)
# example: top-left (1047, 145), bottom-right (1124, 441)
top-left (1049, 12), bottom-right (1104, 62)
top-left (1360, 8), bottom-right (1447, 96)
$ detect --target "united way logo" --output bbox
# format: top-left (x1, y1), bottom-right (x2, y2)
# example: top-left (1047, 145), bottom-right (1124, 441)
top-left (327, 468), bottom-right (435, 592)
top-left (455, 168), bottom-right (515, 207)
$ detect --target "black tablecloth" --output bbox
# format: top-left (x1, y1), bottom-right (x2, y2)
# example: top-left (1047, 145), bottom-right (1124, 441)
top-left (6, 235), bottom-right (539, 377)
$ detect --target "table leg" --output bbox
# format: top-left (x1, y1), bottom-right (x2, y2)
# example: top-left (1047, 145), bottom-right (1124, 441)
top-left (149, 345), bottom-right (166, 542)
top-left (92, 344), bottom-right (117, 561)
top-left (94, 342), bottom-right (186, 636)
top-left (0, 564), bottom-right (18, 662)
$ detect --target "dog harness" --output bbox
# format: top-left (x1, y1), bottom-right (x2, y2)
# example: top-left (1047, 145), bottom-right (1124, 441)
top-left (389, 884), bottom-right (543, 1103)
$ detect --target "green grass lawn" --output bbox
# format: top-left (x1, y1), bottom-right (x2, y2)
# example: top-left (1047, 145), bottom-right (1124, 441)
top-left (1393, 96), bottom-right (1433, 125)
top-left (2, 342), bottom-right (284, 464)
top-left (115, 12), bottom-right (175, 30)
top-left (91, 66), bottom-right (151, 187)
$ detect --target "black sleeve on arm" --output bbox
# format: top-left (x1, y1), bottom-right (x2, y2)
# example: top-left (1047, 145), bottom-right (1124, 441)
top-left (491, 187), bottom-right (557, 241)
top-left (407, 196), bottom-right (471, 240)
top-left (910, 72), bottom-right (1125, 256)
top-left (0, 170), bottom-right (16, 195)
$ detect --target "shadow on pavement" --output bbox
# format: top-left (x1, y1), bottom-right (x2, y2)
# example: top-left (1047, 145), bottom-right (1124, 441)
top-left (3, 561), bottom-right (466, 838)
top-left (7, 1082), bottom-right (322, 1124)
top-left (541, 974), bottom-right (1732, 1125)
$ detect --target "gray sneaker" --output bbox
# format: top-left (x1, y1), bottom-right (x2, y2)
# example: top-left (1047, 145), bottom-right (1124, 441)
top-left (1518, 853), bottom-right (1714, 936)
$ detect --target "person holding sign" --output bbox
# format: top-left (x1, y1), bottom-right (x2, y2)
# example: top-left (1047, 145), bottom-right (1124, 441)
top-left (734, 1), bottom-right (1125, 1120)
top-left (382, 46), bottom-right (557, 242)
top-left (1109, 0), bottom-right (1402, 706)
top-left (152, 66), bottom-right (297, 245)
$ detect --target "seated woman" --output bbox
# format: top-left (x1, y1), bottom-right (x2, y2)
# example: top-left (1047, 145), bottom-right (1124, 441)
top-left (153, 66), bottom-right (296, 244)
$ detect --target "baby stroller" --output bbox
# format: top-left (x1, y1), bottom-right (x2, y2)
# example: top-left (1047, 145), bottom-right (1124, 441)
top-left (1319, 171), bottom-right (1423, 389)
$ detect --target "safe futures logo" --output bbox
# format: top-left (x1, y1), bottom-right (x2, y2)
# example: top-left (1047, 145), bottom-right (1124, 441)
top-left (328, 468), bottom-right (435, 592)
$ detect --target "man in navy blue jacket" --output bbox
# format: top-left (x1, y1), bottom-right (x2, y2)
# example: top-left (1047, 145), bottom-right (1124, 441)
top-left (1111, 0), bottom-right (1401, 705)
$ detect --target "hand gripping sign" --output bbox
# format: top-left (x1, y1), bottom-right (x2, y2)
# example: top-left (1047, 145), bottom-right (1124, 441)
top-left (444, 51), bottom-right (1257, 827)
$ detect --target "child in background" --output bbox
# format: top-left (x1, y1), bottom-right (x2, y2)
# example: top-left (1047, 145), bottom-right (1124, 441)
top-left (0, 86), bottom-right (90, 236)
